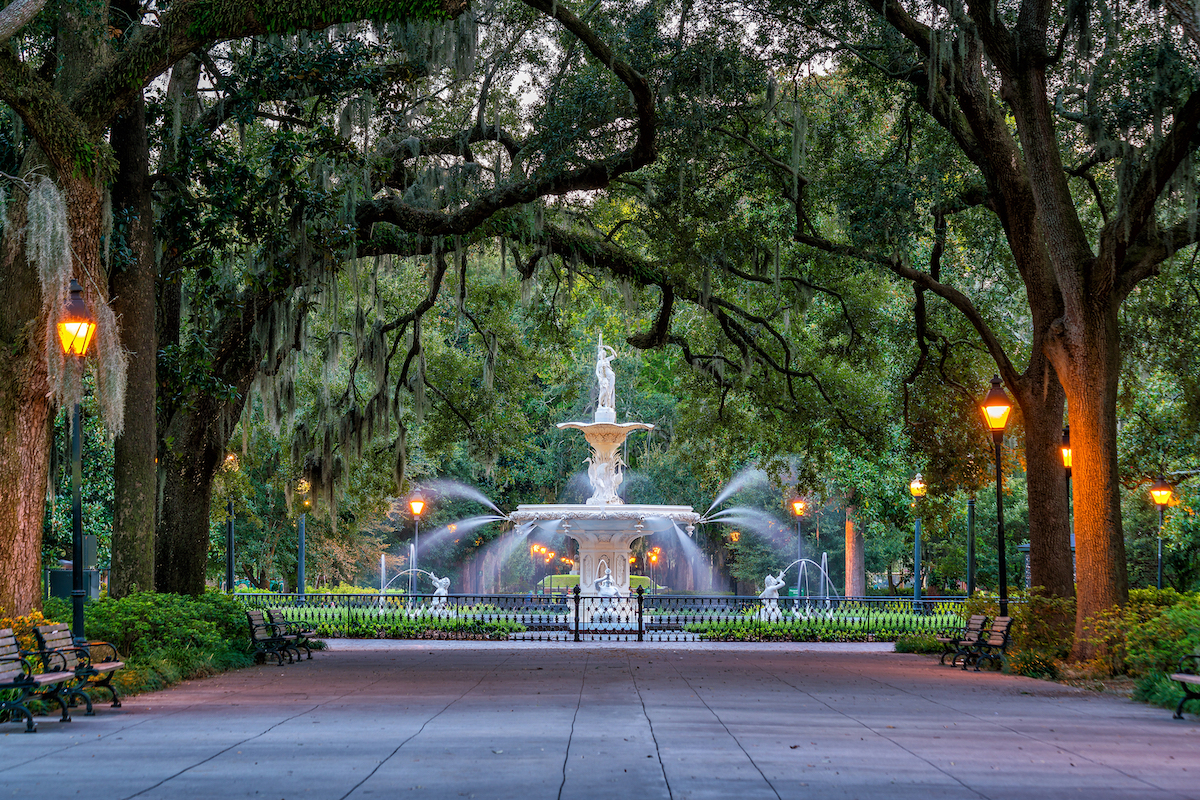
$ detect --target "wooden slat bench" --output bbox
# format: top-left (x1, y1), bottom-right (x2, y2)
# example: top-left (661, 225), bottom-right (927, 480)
top-left (266, 608), bottom-right (317, 661)
top-left (247, 610), bottom-right (292, 665)
top-left (936, 614), bottom-right (988, 666)
top-left (967, 616), bottom-right (1012, 671)
top-left (0, 628), bottom-right (74, 732)
top-left (1171, 651), bottom-right (1200, 720)
top-left (32, 623), bottom-right (124, 714)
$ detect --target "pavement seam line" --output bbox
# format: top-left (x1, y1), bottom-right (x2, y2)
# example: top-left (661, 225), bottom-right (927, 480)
top-left (626, 654), bottom-right (673, 800)
top-left (666, 656), bottom-right (784, 800)
top-left (336, 651), bottom-right (519, 800)
top-left (557, 652), bottom-right (589, 800)
top-left (749, 656), bottom-right (993, 800)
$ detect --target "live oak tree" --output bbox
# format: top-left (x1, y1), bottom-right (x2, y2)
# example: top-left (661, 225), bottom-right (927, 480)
top-left (739, 0), bottom-right (1200, 656)
top-left (0, 0), bottom-right (472, 614)
top-left (146, 0), bottom-right (658, 594)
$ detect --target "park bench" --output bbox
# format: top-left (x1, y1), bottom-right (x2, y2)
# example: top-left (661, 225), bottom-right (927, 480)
top-left (266, 608), bottom-right (317, 661)
top-left (247, 609), bottom-right (292, 665)
top-left (32, 623), bottom-right (124, 714)
top-left (936, 614), bottom-right (988, 666)
top-left (966, 616), bottom-right (1012, 671)
top-left (1170, 649), bottom-right (1200, 720)
top-left (0, 628), bottom-right (73, 732)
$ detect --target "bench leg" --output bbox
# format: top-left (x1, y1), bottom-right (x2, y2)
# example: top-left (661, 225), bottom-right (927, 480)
top-left (1176, 689), bottom-right (1200, 720)
top-left (96, 675), bottom-right (122, 708)
top-left (1, 697), bottom-right (38, 733)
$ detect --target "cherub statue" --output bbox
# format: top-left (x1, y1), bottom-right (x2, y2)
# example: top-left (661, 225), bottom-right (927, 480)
top-left (431, 573), bottom-right (451, 606)
top-left (760, 571), bottom-right (787, 600)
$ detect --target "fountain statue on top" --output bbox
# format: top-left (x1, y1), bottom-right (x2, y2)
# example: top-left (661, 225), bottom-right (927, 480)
top-left (509, 333), bottom-right (701, 596)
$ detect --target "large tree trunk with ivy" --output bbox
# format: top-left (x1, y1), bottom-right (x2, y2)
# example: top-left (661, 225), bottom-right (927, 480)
top-left (109, 91), bottom-right (157, 598)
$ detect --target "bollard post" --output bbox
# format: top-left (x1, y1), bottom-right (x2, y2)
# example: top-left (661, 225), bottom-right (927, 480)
top-left (637, 586), bottom-right (644, 642)
top-left (573, 585), bottom-right (581, 642)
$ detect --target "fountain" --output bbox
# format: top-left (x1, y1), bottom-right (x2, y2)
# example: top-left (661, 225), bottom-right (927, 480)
top-left (508, 334), bottom-right (701, 595)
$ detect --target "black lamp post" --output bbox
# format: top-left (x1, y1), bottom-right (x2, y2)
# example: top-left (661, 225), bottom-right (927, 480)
top-left (909, 474), bottom-right (927, 607)
top-left (791, 498), bottom-right (807, 598)
top-left (1150, 477), bottom-right (1173, 590)
top-left (57, 278), bottom-right (96, 645)
top-left (408, 494), bottom-right (426, 595)
top-left (1062, 425), bottom-right (1073, 529)
top-left (981, 375), bottom-right (1012, 617)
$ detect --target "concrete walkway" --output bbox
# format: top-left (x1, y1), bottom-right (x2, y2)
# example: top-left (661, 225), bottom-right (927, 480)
top-left (2, 640), bottom-right (1197, 800)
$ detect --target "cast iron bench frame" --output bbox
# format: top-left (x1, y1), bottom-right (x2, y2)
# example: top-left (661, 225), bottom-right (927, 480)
top-left (247, 609), bottom-right (293, 665)
top-left (965, 616), bottom-right (1012, 671)
top-left (1171, 651), bottom-right (1200, 720)
top-left (266, 608), bottom-right (316, 660)
top-left (936, 614), bottom-right (988, 666)
top-left (32, 623), bottom-right (124, 714)
top-left (0, 628), bottom-right (74, 732)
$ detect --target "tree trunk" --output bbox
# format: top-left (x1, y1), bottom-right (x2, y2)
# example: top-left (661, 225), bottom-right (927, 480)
top-left (109, 91), bottom-right (157, 597)
top-left (1012, 355), bottom-right (1075, 599)
top-left (156, 442), bottom-right (219, 595)
top-left (1051, 302), bottom-right (1128, 659)
top-left (0, 346), bottom-right (52, 616)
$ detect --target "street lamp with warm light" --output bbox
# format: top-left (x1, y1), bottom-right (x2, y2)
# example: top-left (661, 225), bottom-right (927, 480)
top-left (1150, 477), bottom-right (1173, 590)
top-left (909, 473), bottom-right (926, 607)
top-left (296, 480), bottom-right (311, 596)
top-left (58, 278), bottom-right (96, 644)
top-left (408, 493), bottom-right (426, 596)
top-left (981, 375), bottom-right (1012, 616)
top-left (791, 497), bottom-right (807, 598)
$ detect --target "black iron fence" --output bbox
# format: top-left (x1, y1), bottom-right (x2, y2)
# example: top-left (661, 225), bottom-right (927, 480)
top-left (237, 590), bottom-right (968, 642)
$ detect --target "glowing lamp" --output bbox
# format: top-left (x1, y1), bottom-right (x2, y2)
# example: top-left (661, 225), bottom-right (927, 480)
top-left (629, 556), bottom-right (636, 564)
top-left (409, 496), bottom-right (426, 516)
top-left (730, 530), bottom-right (740, 542)
top-left (791, 499), bottom-right (807, 517)
top-left (1150, 477), bottom-right (1173, 507)
top-left (57, 278), bottom-right (96, 356)
top-left (981, 375), bottom-right (1012, 434)
top-left (909, 473), bottom-right (927, 499)
top-left (1061, 426), bottom-right (1072, 470)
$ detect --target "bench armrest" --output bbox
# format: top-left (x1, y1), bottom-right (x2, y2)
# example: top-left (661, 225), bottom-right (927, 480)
top-left (1178, 653), bottom-right (1200, 675)
top-left (85, 641), bottom-right (123, 663)
top-left (20, 646), bottom-right (72, 672)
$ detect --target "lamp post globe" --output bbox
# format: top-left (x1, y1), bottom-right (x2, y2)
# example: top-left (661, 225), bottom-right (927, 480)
top-left (1150, 477), bottom-right (1173, 590)
top-left (981, 375), bottom-right (1012, 617)
top-left (58, 278), bottom-right (96, 644)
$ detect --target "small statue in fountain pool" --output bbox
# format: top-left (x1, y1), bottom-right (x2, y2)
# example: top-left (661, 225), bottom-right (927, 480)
top-left (758, 571), bottom-right (786, 622)
top-left (431, 574), bottom-right (451, 607)
top-left (595, 568), bottom-right (620, 601)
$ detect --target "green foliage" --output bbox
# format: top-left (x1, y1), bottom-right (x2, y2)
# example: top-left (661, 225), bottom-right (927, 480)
top-left (42, 592), bottom-right (254, 697)
top-left (894, 632), bottom-right (941, 653)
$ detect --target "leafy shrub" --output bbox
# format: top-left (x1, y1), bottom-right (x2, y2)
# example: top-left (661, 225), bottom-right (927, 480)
top-left (41, 592), bottom-right (255, 697)
top-left (894, 633), bottom-right (941, 654)
top-left (1133, 672), bottom-right (1200, 714)
top-left (1007, 649), bottom-right (1059, 680)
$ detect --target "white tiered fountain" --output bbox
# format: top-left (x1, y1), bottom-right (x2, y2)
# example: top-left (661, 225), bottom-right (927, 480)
top-left (508, 335), bottom-right (701, 596)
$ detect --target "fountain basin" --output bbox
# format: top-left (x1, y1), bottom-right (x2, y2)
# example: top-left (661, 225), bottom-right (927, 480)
top-left (510, 503), bottom-right (701, 596)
